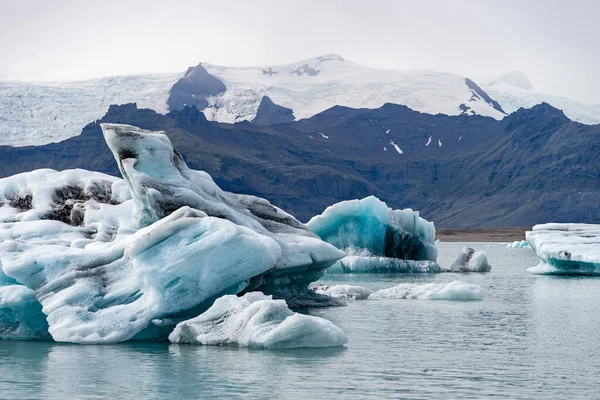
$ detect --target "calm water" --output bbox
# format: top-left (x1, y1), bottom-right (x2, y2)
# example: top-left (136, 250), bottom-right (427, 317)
top-left (1, 242), bottom-right (599, 399)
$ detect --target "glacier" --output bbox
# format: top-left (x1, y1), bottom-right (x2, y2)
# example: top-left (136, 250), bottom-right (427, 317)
top-left (526, 223), bottom-right (600, 275)
top-left (449, 247), bottom-right (492, 272)
top-left (306, 196), bottom-right (440, 273)
top-left (0, 123), bottom-right (345, 343)
top-left (1, 54), bottom-right (505, 147)
top-left (169, 292), bottom-right (347, 349)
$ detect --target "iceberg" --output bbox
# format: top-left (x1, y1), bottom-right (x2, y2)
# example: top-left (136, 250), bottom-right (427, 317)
top-left (312, 284), bottom-right (372, 300)
top-left (0, 124), bottom-right (344, 343)
top-left (0, 285), bottom-right (49, 340)
top-left (449, 247), bottom-right (491, 272)
top-left (306, 197), bottom-right (439, 273)
top-left (526, 223), bottom-right (600, 275)
top-left (507, 240), bottom-right (530, 248)
top-left (369, 280), bottom-right (483, 301)
top-left (169, 292), bottom-right (348, 348)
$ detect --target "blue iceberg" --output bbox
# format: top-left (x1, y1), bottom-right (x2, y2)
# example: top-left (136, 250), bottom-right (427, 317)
top-left (306, 196), bottom-right (439, 273)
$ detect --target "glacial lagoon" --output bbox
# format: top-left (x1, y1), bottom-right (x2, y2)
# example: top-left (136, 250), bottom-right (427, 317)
top-left (1, 242), bottom-right (599, 399)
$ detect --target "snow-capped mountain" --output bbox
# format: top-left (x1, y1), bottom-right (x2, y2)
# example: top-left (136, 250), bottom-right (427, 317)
top-left (198, 54), bottom-right (506, 123)
top-left (0, 54), bottom-right (505, 147)
top-left (483, 71), bottom-right (600, 125)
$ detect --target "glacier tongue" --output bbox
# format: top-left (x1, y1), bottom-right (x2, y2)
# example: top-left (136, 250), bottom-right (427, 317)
top-left (526, 223), bottom-right (600, 275)
top-left (0, 123), bottom-right (344, 343)
top-left (169, 292), bottom-right (348, 349)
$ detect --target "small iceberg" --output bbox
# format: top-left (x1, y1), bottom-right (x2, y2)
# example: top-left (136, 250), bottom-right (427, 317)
top-left (312, 284), bottom-right (373, 300)
top-left (526, 223), bottom-right (600, 275)
top-left (507, 240), bottom-right (530, 248)
top-left (169, 292), bottom-right (348, 349)
top-left (369, 281), bottom-right (483, 301)
top-left (449, 247), bottom-right (491, 272)
top-left (307, 196), bottom-right (440, 273)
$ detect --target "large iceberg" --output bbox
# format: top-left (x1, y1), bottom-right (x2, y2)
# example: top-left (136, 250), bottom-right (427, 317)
top-left (169, 292), bottom-right (348, 348)
top-left (0, 124), bottom-right (345, 343)
top-left (306, 197), bottom-right (439, 273)
top-left (526, 223), bottom-right (600, 275)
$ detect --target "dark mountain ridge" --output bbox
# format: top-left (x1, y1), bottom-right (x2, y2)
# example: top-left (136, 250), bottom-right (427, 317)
top-left (0, 102), bottom-right (598, 227)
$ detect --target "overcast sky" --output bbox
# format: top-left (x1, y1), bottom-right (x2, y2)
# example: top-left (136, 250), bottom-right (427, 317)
top-left (1, 0), bottom-right (599, 102)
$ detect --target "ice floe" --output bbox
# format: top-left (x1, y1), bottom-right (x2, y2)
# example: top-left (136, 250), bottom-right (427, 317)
top-left (450, 247), bottom-right (491, 272)
top-left (526, 223), bottom-right (600, 275)
top-left (312, 284), bottom-right (372, 300)
top-left (507, 240), bottom-right (530, 248)
top-left (369, 281), bottom-right (482, 300)
top-left (169, 292), bottom-right (348, 348)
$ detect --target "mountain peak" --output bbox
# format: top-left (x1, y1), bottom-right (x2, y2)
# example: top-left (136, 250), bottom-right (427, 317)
top-left (493, 71), bottom-right (533, 90)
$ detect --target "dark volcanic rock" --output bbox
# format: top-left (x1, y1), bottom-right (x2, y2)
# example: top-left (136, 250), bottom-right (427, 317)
top-left (167, 64), bottom-right (226, 111)
top-left (0, 103), bottom-right (598, 227)
top-left (465, 78), bottom-right (506, 114)
top-left (252, 96), bottom-right (295, 125)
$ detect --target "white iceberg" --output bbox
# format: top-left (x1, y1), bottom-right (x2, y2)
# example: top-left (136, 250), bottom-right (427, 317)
top-left (312, 284), bottom-right (372, 300)
top-left (169, 292), bottom-right (348, 348)
top-left (306, 196), bottom-right (439, 273)
top-left (369, 280), bottom-right (482, 301)
top-left (0, 124), bottom-right (344, 343)
top-left (526, 223), bottom-right (600, 275)
top-left (507, 240), bottom-right (530, 248)
top-left (449, 247), bottom-right (491, 272)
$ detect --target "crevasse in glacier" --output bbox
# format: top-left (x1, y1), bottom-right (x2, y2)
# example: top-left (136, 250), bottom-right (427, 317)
top-left (306, 196), bottom-right (439, 273)
top-left (526, 223), bottom-right (600, 275)
top-left (169, 292), bottom-right (348, 348)
top-left (0, 123), bottom-right (345, 343)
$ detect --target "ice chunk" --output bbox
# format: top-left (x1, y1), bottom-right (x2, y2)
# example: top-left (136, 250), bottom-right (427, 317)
top-left (0, 285), bottom-right (49, 340)
top-left (327, 254), bottom-right (443, 274)
top-left (0, 124), bottom-right (343, 343)
top-left (507, 240), bottom-right (530, 248)
top-left (169, 292), bottom-right (348, 348)
top-left (307, 196), bottom-right (437, 274)
top-left (312, 284), bottom-right (372, 300)
top-left (369, 280), bottom-right (482, 301)
top-left (526, 223), bottom-right (600, 275)
top-left (449, 247), bottom-right (491, 272)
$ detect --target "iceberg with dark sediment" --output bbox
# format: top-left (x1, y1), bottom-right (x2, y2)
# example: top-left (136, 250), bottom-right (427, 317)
top-left (526, 223), bottom-right (600, 275)
top-left (0, 124), bottom-right (345, 343)
top-left (169, 292), bottom-right (348, 348)
top-left (449, 247), bottom-right (491, 272)
top-left (306, 196), bottom-right (440, 273)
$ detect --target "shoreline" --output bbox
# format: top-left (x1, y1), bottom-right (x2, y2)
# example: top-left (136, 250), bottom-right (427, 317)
top-left (436, 227), bottom-right (529, 242)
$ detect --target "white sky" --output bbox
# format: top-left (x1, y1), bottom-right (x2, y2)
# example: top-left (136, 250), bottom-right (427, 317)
top-left (1, 0), bottom-right (599, 102)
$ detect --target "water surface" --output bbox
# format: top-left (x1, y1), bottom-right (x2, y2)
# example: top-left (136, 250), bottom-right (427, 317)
top-left (1, 242), bottom-right (599, 399)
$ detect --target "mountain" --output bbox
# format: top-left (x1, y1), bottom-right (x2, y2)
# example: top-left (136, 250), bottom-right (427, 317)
top-left (0, 54), bottom-right (505, 147)
top-left (0, 102), bottom-right (598, 227)
top-left (483, 72), bottom-right (600, 125)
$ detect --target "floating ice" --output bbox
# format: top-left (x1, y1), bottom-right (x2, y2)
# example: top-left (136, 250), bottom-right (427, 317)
top-left (327, 253), bottom-right (443, 274)
top-left (312, 284), bottom-right (372, 300)
top-left (369, 280), bottom-right (482, 301)
top-left (169, 292), bottom-right (348, 348)
top-left (449, 247), bottom-right (491, 272)
top-left (507, 240), bottom-right (530, 248)
top-left (0, 124), bottom-right (343, 343)
top-left (526, 223), bottom-right (600, 275)
top-left (307, 196), bottom-right (438, 273)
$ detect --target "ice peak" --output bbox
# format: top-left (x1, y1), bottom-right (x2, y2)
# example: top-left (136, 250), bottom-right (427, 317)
top-left (494, 71), bottom-right (533, 90)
